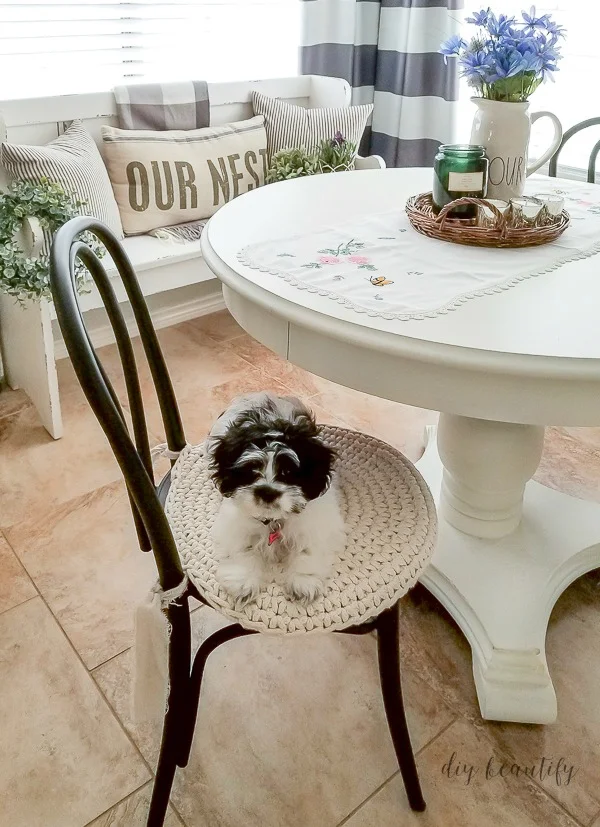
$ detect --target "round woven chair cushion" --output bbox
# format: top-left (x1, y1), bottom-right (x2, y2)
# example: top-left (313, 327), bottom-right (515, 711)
top-left (165, 426), bottom-right (437, 634)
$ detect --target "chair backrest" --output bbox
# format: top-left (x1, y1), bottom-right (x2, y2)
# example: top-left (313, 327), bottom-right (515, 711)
top-left (50, 216), bottom-right (186, 591)
top-left (549, 117), bottom-right (600, 183)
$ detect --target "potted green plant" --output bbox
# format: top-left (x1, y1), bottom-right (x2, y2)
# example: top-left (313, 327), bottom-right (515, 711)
top-left (316, 132), bottom-right (357, 173)
top-left (0, 177), bottom-right (103, 303)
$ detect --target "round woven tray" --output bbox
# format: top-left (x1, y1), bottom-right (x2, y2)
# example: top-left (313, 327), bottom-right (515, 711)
top-left (165, 426), bottom-right (437, 635)
top-left (406, 192), bottom-right (570, 249)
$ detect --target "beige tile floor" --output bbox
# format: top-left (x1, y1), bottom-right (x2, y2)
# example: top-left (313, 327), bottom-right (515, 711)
top-left (1, 309), bottom-right (600, 827)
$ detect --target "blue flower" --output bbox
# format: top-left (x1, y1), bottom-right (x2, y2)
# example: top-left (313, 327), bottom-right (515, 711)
top-left (486, 13), bottom-right (516, 38)
top-left (486, 49), bottom-right (528, 81)
top-left (439, 34), bottom-right (466, 56)
top-left (544, 19), bottom-right (566, 38)
top-left (460, 50), bottom-right (494, 84)
top-left (465, 9), bottom-right (492, 27)
top-left (441, 3), bottom-right (564, 100)
top-left (522, 6), bottom-right (548, 31)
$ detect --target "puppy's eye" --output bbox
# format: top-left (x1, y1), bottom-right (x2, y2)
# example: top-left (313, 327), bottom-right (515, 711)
top-left (276, 458), bottom-right (297, 481)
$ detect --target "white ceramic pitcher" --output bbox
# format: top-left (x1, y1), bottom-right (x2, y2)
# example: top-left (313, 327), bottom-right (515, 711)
top-left (470, 98), bottom-right (562, 201)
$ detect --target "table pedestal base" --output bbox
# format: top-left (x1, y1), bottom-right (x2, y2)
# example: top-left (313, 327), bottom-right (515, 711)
top-left (416, 423), bottom-right (600, 724)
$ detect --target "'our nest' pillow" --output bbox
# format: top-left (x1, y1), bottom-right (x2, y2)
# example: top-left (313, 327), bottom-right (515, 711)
top-left (101, 115), bottom-right (268, 236)
top-left (1, 120), bottom-right (124, 239)
top-left (251, 91), bottom-right (373, 159)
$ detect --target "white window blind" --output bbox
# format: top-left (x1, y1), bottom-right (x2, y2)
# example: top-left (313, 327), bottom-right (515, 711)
top-left (456, 2), bottom-right (600, 177)
top-left (0, 0), bottom-right (301, 100)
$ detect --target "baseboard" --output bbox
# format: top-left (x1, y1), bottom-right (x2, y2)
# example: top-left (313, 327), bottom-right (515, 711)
top-left (53, 286), bottom-right (226, 360)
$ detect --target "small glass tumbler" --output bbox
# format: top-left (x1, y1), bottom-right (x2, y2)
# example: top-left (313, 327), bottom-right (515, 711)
top-left (510, 197), bottom-right (543, 228)
top-left (532, 193), bottom-right (565, 226)
top-left (478, 199), bottom-right (510, 229)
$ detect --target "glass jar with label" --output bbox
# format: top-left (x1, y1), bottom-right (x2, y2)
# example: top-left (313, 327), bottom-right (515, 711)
top-left (432, 144), bottom-right (489, 218)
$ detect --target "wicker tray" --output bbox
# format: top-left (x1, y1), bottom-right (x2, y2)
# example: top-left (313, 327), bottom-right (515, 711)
top-left (406, 192), bottom-right (570, 249)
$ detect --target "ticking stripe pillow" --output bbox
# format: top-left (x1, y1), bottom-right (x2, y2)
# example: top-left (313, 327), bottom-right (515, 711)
top-left (1, 120), bottom-right (124, 240)
top-left (252, 91), bottom-right (373, 159)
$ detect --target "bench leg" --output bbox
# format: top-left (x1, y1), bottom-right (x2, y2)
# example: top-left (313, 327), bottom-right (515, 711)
top-left (0, 295), bottom-right (63, 439)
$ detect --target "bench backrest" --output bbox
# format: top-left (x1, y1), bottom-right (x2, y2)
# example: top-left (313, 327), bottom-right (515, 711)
top-left (0, 75), bottom-right (350, 167)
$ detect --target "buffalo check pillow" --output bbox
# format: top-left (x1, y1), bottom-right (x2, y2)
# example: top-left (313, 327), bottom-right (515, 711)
top-left (251, 90), bottom-right (373, 159)
top-left (101, 115), bottom-right (268, 236)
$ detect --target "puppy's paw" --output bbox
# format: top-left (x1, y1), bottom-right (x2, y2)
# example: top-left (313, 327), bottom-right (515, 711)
top-left (285, 573), bottom-right (325, 605)
top-left (217, 562), bottom-right (262, 610)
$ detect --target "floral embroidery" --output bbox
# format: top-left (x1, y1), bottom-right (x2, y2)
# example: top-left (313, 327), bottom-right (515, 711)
top-left (318, 239), bottom-right (365, 256)
top-left (277, 253), bottom-right (295, 258)
top-left (319, 255), bottom-right (341, 264)
top-left (301, 262), bottom-right (322, 269)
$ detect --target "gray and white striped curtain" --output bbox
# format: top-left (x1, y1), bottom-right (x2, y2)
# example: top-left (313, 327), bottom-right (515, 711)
top-left (300, 0), bottom-right (463, 168)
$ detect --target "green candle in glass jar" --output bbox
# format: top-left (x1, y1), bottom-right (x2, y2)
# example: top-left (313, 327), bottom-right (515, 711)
top-left (432, 144), bottom-right (489, 218)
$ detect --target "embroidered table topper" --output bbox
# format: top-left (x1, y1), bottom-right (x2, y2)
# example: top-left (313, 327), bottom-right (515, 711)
top-left (238, 184), bottom-right (600, 321)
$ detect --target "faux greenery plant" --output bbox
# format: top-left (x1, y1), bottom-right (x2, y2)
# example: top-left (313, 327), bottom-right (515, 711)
top-left (266, 133), bottom-right (358, 183)
top-left (266, 147), bottom-right (320, 183)
top-left (0, 177), bottom-right (104, 302)
top-left (316, 132), bottom-right (357, 173)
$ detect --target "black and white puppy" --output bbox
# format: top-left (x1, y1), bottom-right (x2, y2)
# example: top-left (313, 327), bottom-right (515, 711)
top-left (208, 392), bottom-right (345, 608)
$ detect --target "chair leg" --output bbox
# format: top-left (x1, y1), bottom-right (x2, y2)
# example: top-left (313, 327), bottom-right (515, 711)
top-left (147, 599), bottom-right (192, 827)
top-left (376, 604), bottom-right (426, 812)
top-left (178, 624), bottom-right (258, 768)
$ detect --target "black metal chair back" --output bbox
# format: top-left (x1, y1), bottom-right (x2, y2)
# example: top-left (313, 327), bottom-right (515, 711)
top-left (549, 117), bottom-right (600, 183)
top-left (50, 216), bottom-right (186, 591)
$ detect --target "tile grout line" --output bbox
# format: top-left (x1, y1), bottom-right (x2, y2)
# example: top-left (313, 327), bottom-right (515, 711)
top-left (415, 716), bottom-right (458, 757)
top-left (334, 716), bottom-right (458, 827)
top-left (483, 734), bottom-right (592, 827)
top-left (92, 644), bottom-right (133, 673)
top-left (0, 527), bottom-right (42, 598)
top-left (335, 770), bottom-right (400, 827)
top-left (0, 593), bottom-right (39, 619)
top-left (0, 540), bottom-right (159, 819)
top-left (81, 779), bottom-right (150, 827)
top-left (0, 575), bottom-right (190, 824)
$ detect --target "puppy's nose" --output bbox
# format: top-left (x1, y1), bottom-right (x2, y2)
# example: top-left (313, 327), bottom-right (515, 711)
top-left (254, 485), bottom-right (280, 504)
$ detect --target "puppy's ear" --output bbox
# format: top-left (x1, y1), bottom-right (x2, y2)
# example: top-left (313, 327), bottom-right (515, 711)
top-left (297, 434), bottom-right (336, 500)
top-left (285, 411), bottom-right (336, 500)
top-left (209, 419), bottom-right (254, 496)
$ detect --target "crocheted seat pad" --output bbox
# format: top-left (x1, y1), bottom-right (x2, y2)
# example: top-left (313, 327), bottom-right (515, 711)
top-left (165, 426), bottom-right (437, 634)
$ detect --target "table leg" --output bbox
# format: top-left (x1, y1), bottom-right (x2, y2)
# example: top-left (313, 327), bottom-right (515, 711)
top-left (416, 417), bottom-right (600, 724)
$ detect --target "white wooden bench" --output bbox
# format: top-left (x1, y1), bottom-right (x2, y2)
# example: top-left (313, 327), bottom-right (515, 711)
top-left (0, 75), bottom-right (384, 438)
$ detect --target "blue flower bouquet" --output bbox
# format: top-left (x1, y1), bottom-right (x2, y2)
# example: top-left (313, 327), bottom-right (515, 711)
top-left (441, 6), bottom-right (565, 102)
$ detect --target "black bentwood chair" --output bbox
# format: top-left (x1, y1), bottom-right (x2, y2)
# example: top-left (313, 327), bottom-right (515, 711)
top-left (50, 217), bottom-right (437, 827)
top-left (549, 117), bottom-right (600, 183)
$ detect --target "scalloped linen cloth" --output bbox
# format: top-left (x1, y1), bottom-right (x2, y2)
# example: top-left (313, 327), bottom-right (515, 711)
top-left (165, 426), bottom-right (437, 635)
top-left (238, 181), bottom-right (600, 321)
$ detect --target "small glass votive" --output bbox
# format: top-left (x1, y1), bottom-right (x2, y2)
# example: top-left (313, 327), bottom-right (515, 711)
top-left (510, 197), bottom-right (543, 228)
top-left (532, 193), bottom-right (565, 225)
top-left (478, 199), bottom-right (510, 228)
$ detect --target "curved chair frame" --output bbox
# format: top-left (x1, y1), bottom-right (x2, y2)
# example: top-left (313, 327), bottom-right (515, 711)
top-left (50, 217), bottom-right (426, 826)
top-left (549, 117), bottom-right (600, 183)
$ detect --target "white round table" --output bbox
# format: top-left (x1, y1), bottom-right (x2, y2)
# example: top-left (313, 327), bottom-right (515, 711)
top-left (200, 168), bottom-right (600, 725)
